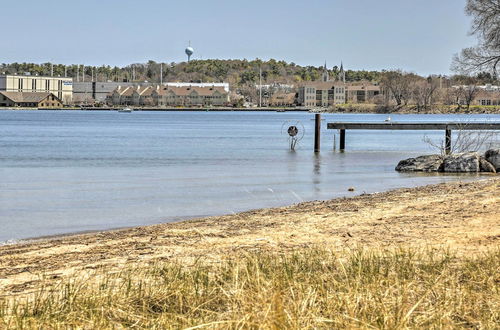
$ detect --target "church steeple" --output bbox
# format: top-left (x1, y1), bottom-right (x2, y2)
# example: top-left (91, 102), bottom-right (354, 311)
top-left (339, 61), bottom-right (346, 83)
top-left (322, 61), bottom-right (329, 82)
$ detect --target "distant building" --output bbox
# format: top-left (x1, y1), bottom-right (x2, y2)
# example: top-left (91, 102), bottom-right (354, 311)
top-left (297, 63), bottom-right (347, 107)
top-left (346, 82), bottom-right (381, 103)
top-left (107, 85), bottom-right (230, 107)
top-left (475, 90), bottom-right (500, 106)
top-left (164, 82), bottom-right (230, 93)
top-left (74, 81), bottom-right (230, 104)
top-left (451, 84), bottom-right (500, 106)
top-left (269, 92), bottom-right (296, 107)
top-left (0, 92), bottom-right (63, 108)
top-left (109, 86), bottom-right (135, 105)
top-left (297, 82), bottom-right (346, 107)
top-left (73, 82), bottom-right (140, 104)
top-left (0, 74), bottom-right (72, 104)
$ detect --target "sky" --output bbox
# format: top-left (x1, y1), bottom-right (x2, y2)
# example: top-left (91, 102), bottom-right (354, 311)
top-left (2, 0), bottom-right (476, 76)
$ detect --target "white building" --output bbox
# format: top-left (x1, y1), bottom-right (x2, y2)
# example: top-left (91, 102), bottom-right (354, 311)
top-left (163, 82), bottom-right (230, 93)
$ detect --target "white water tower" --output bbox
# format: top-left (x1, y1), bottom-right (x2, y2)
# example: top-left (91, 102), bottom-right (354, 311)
top-left (185, 42), bottom-right (194, 62)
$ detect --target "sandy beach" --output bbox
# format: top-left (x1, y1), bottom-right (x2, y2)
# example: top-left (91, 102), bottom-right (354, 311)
top-left (0, 177), bottom-right (498, 298)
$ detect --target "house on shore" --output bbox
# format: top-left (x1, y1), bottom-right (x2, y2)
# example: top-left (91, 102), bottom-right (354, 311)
top-left (0, 92), bottom-right (63, 108)
top-left (0, 74), bottom-right (72, 104)
top-left (269, 92), bottom-right (296, 107)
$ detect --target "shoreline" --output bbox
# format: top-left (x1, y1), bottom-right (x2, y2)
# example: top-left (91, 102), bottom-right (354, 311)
top-left (1, 173), bottom-right (491, 246)
top-left (0, 105), bottom-right (499, 114)
top-left (0, 178), bottom-right (498, 297)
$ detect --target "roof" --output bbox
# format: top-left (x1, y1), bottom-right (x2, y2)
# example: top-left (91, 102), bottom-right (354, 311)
top-left (153, 85), bottom-right (227, 96)
top-left (115, 86), bottom-right (134, 96)
top-left (0, 92), bottom-right (55, 103)
top-left (346, 84), bottom-right (380, 91)
top-left (300, 81), bottom-right (345, 90)
top-left (133, 86), bottom-right (155, 96)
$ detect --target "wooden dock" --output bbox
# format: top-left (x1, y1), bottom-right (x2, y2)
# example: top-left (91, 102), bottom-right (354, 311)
top-left (326, 122), bottom-right (500, 153)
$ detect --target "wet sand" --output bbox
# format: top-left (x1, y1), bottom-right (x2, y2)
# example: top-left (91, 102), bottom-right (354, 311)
top-left (0, 178), bottom-right (498, 297)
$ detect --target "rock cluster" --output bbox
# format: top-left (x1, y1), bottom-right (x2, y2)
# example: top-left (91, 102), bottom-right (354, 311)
top-left (396, 149), bottom-right (499, 173)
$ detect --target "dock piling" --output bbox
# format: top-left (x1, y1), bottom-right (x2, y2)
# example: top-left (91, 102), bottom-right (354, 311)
top-left (314, 114), bottom-right (321, 152)
top-left (339, 129), bottom-right (346, 151)
top-left (445, 127), bottom-right (452, 155)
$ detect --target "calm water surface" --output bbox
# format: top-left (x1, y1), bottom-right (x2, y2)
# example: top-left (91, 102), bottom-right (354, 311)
top-left (1, 110), bottom-right (498, 242)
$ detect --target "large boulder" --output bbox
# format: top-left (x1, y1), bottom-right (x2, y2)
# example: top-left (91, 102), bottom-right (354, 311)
top-left (484, 149), bottom-right (500, 171)
top-left (441, 152), bottom-right (480, 172)
top-left (395, 154), bottom-right (443, 172)
top-left (479, 158), bottom-right (496, 173)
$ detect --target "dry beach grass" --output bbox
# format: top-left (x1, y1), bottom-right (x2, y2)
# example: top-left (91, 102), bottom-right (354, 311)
top-left (0, 178), bottom-right (499, 328)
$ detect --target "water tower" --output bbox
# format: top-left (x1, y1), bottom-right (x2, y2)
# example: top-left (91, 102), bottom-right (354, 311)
top-left (185, 42), bottom-right (194, 62)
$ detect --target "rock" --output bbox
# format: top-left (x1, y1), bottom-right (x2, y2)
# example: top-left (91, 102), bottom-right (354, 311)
top-left (484, 149), bottom-right (500, 171)
top-left (441, 152), bottom-right (480, 172)
top-left (395, 155), bottom-right (443, 172)
top-left (348, 187), bottom-right (355, 192)
top-left (479, 158), bottom-right (496, 173)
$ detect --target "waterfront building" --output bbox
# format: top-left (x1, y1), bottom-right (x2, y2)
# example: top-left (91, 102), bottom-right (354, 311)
top-left (297, 62), bottom-right (347, 107)
top-left (73, 82), bottom-right (141, 104)
top-left (132, 86), bottom-right (155, 106)
top-left (108, 85), bottom-right (229, 107)
top-left (269, 92), bottom-right (296, 107)
top-left (0, 74), bottom-right (72, 104)
top-left (0, 91), bottom-right (63, 108)
top-left (475, 89), bottom-right (500, 106)
top-left (297, 81), bottom-right (346, 107)
top-left (451, 84), bottom-right (500, 106)
top-left (346, 82), bottom-right (382, 103)
top-left (108, 86), bottom-right (134, 105)
top-left (74, 81), bottom-right (230, 104)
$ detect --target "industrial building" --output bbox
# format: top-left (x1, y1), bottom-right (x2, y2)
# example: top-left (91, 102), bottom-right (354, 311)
top-left (0, 74), bottom-right (72, 104)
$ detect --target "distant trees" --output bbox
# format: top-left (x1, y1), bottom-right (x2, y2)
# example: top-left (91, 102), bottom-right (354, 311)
top-left (381, 71), bottom-right (452, 111)
top-left (452, 0), bottom-right (500, 78)
top-left (380, 70), bottom-right (415, 106)
top-left (412, 78), bottom-right (439, 111)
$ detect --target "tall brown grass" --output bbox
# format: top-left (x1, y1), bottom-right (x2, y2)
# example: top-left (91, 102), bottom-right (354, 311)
top-left (1, 248), bottom-right (499, 329)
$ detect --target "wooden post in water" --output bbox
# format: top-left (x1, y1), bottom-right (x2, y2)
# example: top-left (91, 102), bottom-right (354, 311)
top-left (445, 127), bottom-right (452, 155)
top-left (339, 128), bottom-right (346, 151)
top-left (314, 114), bottom-right (321, 153)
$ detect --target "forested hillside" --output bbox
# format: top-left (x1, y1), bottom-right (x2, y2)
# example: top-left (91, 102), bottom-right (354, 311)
top-left (0, 59), bottom-right (381, 86)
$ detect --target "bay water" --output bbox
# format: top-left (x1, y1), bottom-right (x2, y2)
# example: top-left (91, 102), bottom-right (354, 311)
top-left (1, 110), bottom-right (498, 242)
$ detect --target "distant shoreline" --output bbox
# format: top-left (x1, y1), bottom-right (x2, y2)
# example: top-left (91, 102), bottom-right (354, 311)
top-left (1, 104), bottom-right (499, 114)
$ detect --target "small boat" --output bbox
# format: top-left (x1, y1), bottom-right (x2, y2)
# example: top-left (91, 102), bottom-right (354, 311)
top-left (118, 107), bottom-right (133, 113)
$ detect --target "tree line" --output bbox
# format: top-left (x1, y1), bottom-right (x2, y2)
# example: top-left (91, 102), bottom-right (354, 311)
top-left (0, 59), bottom-right (382, 86)
top-left (379, 71), bottom-right (494, 111)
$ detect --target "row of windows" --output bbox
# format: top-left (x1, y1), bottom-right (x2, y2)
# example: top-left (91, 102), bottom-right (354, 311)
top-left (12, 78), bottom-right (69, 91)
top-left (479, 99), bottom-right (497, 106)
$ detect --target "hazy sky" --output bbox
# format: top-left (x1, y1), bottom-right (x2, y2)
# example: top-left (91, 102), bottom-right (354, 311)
top-left (3, 0), bottom-right (475, 75)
